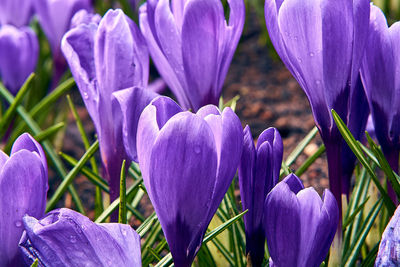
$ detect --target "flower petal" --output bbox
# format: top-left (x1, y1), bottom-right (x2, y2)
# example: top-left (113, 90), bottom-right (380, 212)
top-left (148, 112), bottom-right (218, 265)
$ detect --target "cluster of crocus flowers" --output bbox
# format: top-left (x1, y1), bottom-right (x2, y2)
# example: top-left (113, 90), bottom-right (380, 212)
top-left (19, 208), bottom-right (142, 266)
top-left (62, 9), bottom-right (156, 204)
top-left (35, 0), bottom-right (92, 86)
top-left (361, 5), bottom-right (400, 202)
top-left (238, 126), bottom-right (283, 266)
top-left (136, 96), bottom-right (243, 266)
top-left (264, 174), bottom-right (339, 267)
top-left (139, 0), bottom-right (245, 111)
top-left (0, 133), bottom-right (48, 266)
top-left (265, 0), bottom-right (370, 222)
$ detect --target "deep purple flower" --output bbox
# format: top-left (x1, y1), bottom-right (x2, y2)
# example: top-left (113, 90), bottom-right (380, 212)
top-left (375, 204), bottom-right (400, 266)
top-left (265, 0), bottom-right (370, 220)
top-left (62, 9), bottom-right (156, 205)
top-left (136, 96), bottom-right (243, 266)
top-left (19, 208), bottom-right (142, 266)
top-left (360, 5), bottom-right (400, 202)
top-left (264, 174), bottom-right (338, 267)
top-left (0, 133), bottom-right (48, 267)
top-left (139, 0), bottom-right (245, 111)
top-left (238, 126), bottom-right (283, 267)
top-left (0, 0), bottom-right (34, 27)
top-left (35, 0), bottom-right (92, 86)
top-left (0, 25), bottom-right (38, 95)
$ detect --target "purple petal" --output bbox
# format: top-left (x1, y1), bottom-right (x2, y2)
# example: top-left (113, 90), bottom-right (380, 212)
top-left (137, 96), bottom-right (182, 198)
top-left (264, 180), bottom-right (301, 266)
top-left (282, 173), bottom-right (304, 194)
top-left (0, 150), bottom-right (47, 266)
top-left (375, 204), bottom-right (400, 266)
top-left (112, 86), bottom-right (158, 162)
top-left (61, 22), bottom-right (99, 127)
top-left (70, 9), bottom-right (101, 28)
top-left (0, 0), bottom-right (33, 27)
top-left (181, 0), bottom-right (224, 110)
top-left (147, 77), bottom-right (167, 94)
top-left (19, 208), bottom-right (142, 266)
top-left (148, 112), bottom-right (218, 266)
top-left (0, 25), bottom-right (38, 94)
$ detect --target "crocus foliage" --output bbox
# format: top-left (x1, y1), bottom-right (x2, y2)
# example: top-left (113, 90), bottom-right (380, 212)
top-left (62, 9), bottom-right (156, 202)
top-left (136, 96), bottom-right (243, 266)
top-left (375, 204), bottom-right (400, 266)
top-left (0, 0), bottom-right (34, 27)
top-left (34, 0), bottom-right (92, 85)
top-left (0, 133), bottom-right (48, 267)
top-left (19, 208), bottom-right (142, 267)
top-left (238, 126), bottom-right (283, 267)
top-left (265, 0), bottom-right (370, 218)
top-left (361, 5), bottom-right (400, 174)
top-left (0, 25), bottom-right (38, 95)
top-left (139, 0), bottom-right (245, 111)
top-left (264, 174), bottom-right (338, 267)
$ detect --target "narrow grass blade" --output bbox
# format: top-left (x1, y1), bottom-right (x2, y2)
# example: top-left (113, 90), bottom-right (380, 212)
top-left (46, 140), bottom-right (99, 211)
top-left (0, 74), bottom-right (35, 137)
top-left (295, 144), bottom-right (325, 176)
top-left (118, 160), bottom-right (127, 224)
top-left (137, 212), bottom-right (157, 237)
top-left (360, 242), bottom-right (379, 267)
top-left (33, 122), bottom-right (65, 142)
top-left (30, 259), bottom-right (39, 267)
top-left (343, 196), bottom-right (370, 230)
top-left (332, 109), bottom-right (395, 214)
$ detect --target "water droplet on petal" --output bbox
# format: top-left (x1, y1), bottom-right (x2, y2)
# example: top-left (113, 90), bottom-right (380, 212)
top-left (14, 220), bottom-right (22, 228)
top-left (70, 235), bottom-right (77, 243)
top-left (122, 229), bottom-right (127, 236)
top-left (297, 57), bottom-right (302, 63)
top-left (309, 52), bottom-right (314, 57)
top-left (83, 91), bottom-right (89, 100)
top-left (315, 80), bottom-right (321, 85)
top-left (194, 146), bottom-right (201, 154)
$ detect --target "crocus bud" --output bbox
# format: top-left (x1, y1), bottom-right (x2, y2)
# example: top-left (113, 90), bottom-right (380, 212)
top-left (264, 174), bottom-right (338, 267)
top-left (62, 9), bottom-right (154, 203)
top-left (0, 0), bottom-right (33, 27)
top-left (264, 0), bottom-right (370, 222)
top-left (0, 133), bottom-right (48, 267)
top-left (139, 0), bottom-right (245, 111)
top-left (34, 0), bottom-right (92, 86)
top-left (361, 5), bottom-right (400, 202)
top-left (0, 25), bottom-right (38, 95)
top-left (70, 9), bottom-right (101, 29)
top-left (375, 204), bottom-right (400, 266)
top-left (136, 96), bottom-right (243, 266)
top-left (19, 208), bottom-right (142, 266)
top-left (238, 126), bottom-right (283, 267)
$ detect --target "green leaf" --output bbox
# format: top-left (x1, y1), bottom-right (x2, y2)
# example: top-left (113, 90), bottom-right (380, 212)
top-left (137, 212), bottom-right (157, 237)
top-left (343, 198), bottom-right (383, 266)
top-left (332, 109), bottom-right (395, 214)
top-left (0, 74), bottom-right (35, 137)
top-left (281, 126), bottom-right (319, 177)
top-left (360, 242), bottom-right (379, 267)
top-left (118, 160), bottom-right (127, 224)
top-left (155, 210), bottom-right (247, 267)
top-left (30, 259), bottom-right (39, 267)
top-left (223, 95), bottom-right (240, 111)
top-left (46, 140), bottom-right (99, 212)
top-left (33, 122), bottom-right (65, 142)
top-left (343, 196), bottom-right (370, 230)
top-left (295, 144), bottom-right (325, 176)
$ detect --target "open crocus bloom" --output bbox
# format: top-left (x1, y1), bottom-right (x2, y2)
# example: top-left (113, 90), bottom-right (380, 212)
top-left (238, 126), bottom-right (283, 267)
top-left (0, 133), bottom-right (48, 267)
top-left (375, 204), bottom-right (400, 266)
top-left (19, 208), bottom-right (142, 267)
top-left (62, 9), bottom-right (156, 203)
top-left (0, 25), bottom-right (38, 95)
top-left (136, 96), bottom-right (243, 266)
top-left (139, 0), bottom-right (245, 111)
top-left (264, 0), bottom-right (370, 221)
top-left (264, 174), bottom-right (338, 267)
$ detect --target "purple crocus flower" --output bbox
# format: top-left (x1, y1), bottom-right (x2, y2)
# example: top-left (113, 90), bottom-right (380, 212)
top-left (136, 96), bottom-right (243, 266)
top-left (264, 173), bottom-right (338, 267)
top-left (360, 5), bottom-right (400, 202)
top-left (0, 0), bottom-right (34, 27)
top-left (62, 9), bottom-right (155, 205)
top-left (139, 0), bottom-right (245, 111)
top-left (238, 126), bottom-right (283, 267)
top-left (0, 133), bottom-right (48, 267)
top-left (0, 25), bottom-right (38, 95)
top-left (34, 0), bottom-right (92, 87)
top-left (375, 204), bottom-right (400, 266)
top-left (70, 9), bottom-right (101, 29)
top-left (19, 208), bottom-right (142, 266)
top-left (265, 0), bottom-right (370, 221)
